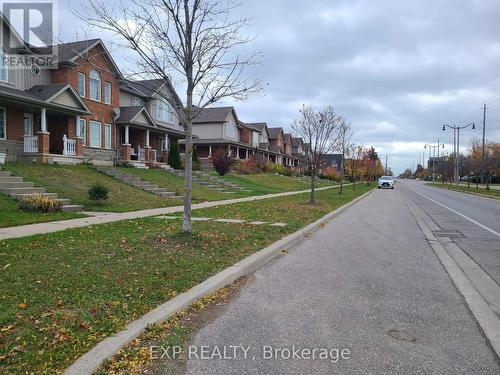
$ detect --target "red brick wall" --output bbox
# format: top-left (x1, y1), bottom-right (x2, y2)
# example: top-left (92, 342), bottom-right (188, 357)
top-left (6, 107), bottom-right (24, 141)
top-left (239, 128), bottom-right (251, 144)
top-left (51, 43), bottom-right (120, 150)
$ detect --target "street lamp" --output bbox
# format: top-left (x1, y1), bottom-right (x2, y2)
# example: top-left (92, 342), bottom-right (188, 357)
top-left (442, 123), bottom-right (475, 185)
top-left (424, 140), bottom-right (444, 183)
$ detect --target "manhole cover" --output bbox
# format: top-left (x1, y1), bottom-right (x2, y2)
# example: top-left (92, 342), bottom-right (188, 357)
top-left (386, 329), bottom-right (416, 342)
top-left (433, 230), bottom-right (465, 238)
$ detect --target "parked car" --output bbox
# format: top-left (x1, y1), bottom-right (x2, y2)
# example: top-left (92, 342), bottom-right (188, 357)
top-left (378, 176), bottom-right (395, 189)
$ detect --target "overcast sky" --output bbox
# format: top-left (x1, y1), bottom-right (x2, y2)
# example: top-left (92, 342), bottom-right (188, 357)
top-left (60, 0), bottom-right (500, 174)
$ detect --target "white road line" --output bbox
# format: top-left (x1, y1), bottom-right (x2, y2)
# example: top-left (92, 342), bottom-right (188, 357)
top-left (413, 191), bottom-right (500, 238)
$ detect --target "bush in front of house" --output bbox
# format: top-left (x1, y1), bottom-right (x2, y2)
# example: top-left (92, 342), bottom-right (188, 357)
top-left (211, 149), bottom-right (233, 176)
top-left (192, 146), bottom-right (201, 171)
top-left (19, 194), bottom-right (63, 213)
top-left (264, 162), bottom-right (292, 176)
top-left (168, 142), bottom-right (182, 169)
top-left (88, 183), bottom-right (109, 205)
top-left (232, 157), bottom-right (259, 174)
top-left (323, 166), bottom-right (340, 182)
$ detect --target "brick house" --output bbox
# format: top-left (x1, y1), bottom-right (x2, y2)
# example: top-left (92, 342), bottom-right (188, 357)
top-left (267, 127), bottom-right (285, 164)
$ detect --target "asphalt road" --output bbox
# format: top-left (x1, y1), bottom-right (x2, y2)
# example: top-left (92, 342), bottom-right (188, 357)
top-left (401, 180), bottom-right (500, 284)
top-left (183, 185), bottom-right (500, 374)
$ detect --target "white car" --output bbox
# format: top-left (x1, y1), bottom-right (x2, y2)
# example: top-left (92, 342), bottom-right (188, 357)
top-left (378, 176), bottom-right (395, 189)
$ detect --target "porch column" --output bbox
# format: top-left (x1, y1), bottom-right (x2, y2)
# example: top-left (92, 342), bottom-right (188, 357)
top-left (124, 125), bottom-right (130, 144)
top-left (145, 130), bottom-right (150, 148)
top-left (162, 133), bottom-right (169, 163)
top-left (236, 146), bottom-right (240, 159)
top-left (74, 115), bottom-right (83, 156)
top-left (246, 149), bottom-right (249, 159)
top-left (40, 108), bottom-right (47, 132)
top-left (227, 145), bottom-right (231, 157)
top-left (164, 133), bottom-right (169, 149)
top-left (209, 145), bottom-right (212, 157)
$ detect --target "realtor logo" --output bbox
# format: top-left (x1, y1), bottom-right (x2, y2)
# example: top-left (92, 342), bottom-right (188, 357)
top-left (1, 0), bottom-right (58, 68)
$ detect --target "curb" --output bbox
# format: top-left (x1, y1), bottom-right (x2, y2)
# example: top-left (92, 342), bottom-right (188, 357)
top-left (64, 187), bottom-right (375, 375)
top-left (425, 184), bottom-right (500, 201)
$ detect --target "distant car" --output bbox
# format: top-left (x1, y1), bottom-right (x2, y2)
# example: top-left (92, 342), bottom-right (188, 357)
top-left (378, 176), bottom-right (395, 189)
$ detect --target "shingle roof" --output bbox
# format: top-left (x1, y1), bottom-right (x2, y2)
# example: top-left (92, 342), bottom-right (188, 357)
top-left (322, 154), bottom-right (343, 167)
top-left (115, 106), bottom-right (145, 124)
top-left (269, 145), bottom-right (281, 153)
top-left (267, 127), bottom-right (283, 139)
top-left (242, 122), bottom-right (267, 132)
top-left (28, 84), bottom-right (67, 100)
top-left (124, 79), bottom-right (164, 97)
top-left (192, 107), bottom-right (235, 123)
top-left (35, 39), bottom-right (101, 63)
top-left (283, 133), bottom-right (292, 144)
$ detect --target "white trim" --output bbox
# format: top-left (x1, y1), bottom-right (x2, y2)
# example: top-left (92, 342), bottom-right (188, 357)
top-left (104, 81), bottom-right (112, 105)
top-left (89, 70), bottom-right (101, 102)
top-left (0, 106), bottom-right (5, 139)
top-left (79, 118), bottom-right (87, 146)
top-left (23, 113), bottom-right (34, 136)
top-left (0, 49), bottom-right (8, 83)
top-left (104, 123), bottom-right (112, 149)
top-left (77, 72), bottom-right (86, 97)
top-left (89, 120), bottom-right (102, 148)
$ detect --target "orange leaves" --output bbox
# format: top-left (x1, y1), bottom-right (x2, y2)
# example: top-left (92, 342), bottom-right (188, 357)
top-left (17, 302), bottom-right (27, 310)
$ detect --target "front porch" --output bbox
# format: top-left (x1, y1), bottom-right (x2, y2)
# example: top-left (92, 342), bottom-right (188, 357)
top-left (117, 124), bottom-right (170, 165)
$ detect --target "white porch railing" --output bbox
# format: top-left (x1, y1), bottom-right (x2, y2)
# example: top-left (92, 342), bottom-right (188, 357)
top-left (63, 134), bottom-right (76, 156)
top-left (138, 146), bottom-right (146, 161)
top-left (24, 135), bottom-right (38, 153)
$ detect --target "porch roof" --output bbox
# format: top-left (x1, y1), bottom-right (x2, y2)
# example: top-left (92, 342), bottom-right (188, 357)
top-left (180, 138), bottom-right (281, 155)
top-left (0, 84), bottom-right (92, 114)
top-left (116, 106), bottom-right (185, 137)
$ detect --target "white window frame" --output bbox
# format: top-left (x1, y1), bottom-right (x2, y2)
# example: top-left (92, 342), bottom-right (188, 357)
top-left (89, 70), bottom-right (101, 101)
top-left (104, 81), bottom-right (111, 105)
top-left (79, 118), bottom-right (87, 146)
top-left (104, 123), bottom-right (112, 149)
top-left (133, 97), bottom-right (141, 106)
top-left (155, 100), bottom-right (173, 123)
top-left (0, 49), bottom-right (8, 83)
top-left (0, 107), bottom-right (6, 139)
top-left (89, 120), bottom-right (102, 148)
top-left (23, 113), bottom-right (34, 136)
top-left (77, 72), bottom-right (86, 97)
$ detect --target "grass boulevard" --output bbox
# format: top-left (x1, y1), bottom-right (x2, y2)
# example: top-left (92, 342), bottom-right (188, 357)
top-left (0, 182), bottom-right (372, 373)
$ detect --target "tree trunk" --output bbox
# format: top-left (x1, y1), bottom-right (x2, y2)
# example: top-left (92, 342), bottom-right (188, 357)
top-left (310, 172), bottom-right (316, 204)
top-left (183, 84), bottom-right (194, 233)
top-left (339, 153), bottom-right (344, 194)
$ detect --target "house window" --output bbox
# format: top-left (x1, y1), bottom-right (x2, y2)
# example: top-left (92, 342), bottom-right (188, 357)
top-left (79, 118), bottom-right (87, 146)
top-left (89, 120), bottom-right (101, 148)
top-left (104, 82), bottom-right (111, 104)
top-left (77, 72), bottom-right (86, 97)
top-left (104, 123), bottom-right (112, 148)
top-left (89, 70), bottom-right (101, 101)
top-left (225, 121), bottom-right (236, 139)
top-left (0, 107), bottom-right (5, 139)
top-left (0, 49), bottom-right (7, 82)
top-left (133, 97), bottom-right (141, 106)
top-left (155, 100), bottom-right (173, 122)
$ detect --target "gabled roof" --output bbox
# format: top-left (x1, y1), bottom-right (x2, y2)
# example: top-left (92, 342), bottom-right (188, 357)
top-left (292, 137), bottom-right (304, 147)
top-left (0, 84), bottom-right (91, 114)
top-left (192, 106), bottom-right (239, 124)
top-left (268, 127), bottom-right (284, 139)
top-left (322, 154), bottom-right (343, 167)
top-left (36, 39), bottom-right (122, 77)
top-left (116, 106), bottom-right (156, 127)
top-left (284, 133), bottom-right (292, 144)
top-left (241, 122), bottom-right (267, 132)
top-left (121, 79), bottom-right (182, 106)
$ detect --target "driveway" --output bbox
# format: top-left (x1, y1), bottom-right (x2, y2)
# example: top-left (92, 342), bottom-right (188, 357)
top-left (182, 185), bottom-right (500, 374)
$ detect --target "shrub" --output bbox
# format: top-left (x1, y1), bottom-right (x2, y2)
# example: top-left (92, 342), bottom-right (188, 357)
top-left (168, 142), bottom-right (182, 169)
top-left (192, 146), bottom-right (201, 171)
top-left (211, 148), bottom-right (233, 176)
top-left (323, 166), bottom-right (340, 182)
top-left (232, 157), bottom-right (259, 174)
top-left (19, 194), bottom-right (63, 213)
top-left (265, 162), bottom-right (292, 176)
top-left (88, 183), bottom-right (109, 205)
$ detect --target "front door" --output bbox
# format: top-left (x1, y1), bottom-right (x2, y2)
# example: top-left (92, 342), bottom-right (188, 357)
top-left (23, 113), bottom-right (34, 136)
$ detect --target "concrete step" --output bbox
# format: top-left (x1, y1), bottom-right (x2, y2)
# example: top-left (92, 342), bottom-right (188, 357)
top-left (157, 191), bottom-right (176, 197)
top-left (0, 171), bottom-right (13, 176)
top-left (62, 204), bottom-right (84, 212)
top-left (11, 192), bottom-right (58, 200)
top-left (0, 181), bottom-right (35, 188)
top-left (1, 187), bottom-right (46, 195)
top-left (55, 198), bottom-right (72, 205)
top-left (0, 176), bottom-right (23, 183)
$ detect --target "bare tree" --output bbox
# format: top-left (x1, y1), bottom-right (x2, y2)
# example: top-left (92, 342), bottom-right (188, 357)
top-left (291, 105), bottom-right (341, 204)
top-left (75, 0), bottom-right (261, 233)
top-left (337, 118), bottom-right (352, 194)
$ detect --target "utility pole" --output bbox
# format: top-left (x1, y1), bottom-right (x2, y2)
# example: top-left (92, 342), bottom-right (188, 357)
top-left (385, 154), bottom-right (388, 175)
top-left (443, 123), bottom-right (475, 186)
top-left (481, 103), bottom-right (487, 184)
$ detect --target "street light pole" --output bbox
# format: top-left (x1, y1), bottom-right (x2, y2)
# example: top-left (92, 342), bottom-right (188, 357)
top-left (442, 123), bottom-right (475, 186)
top-left (425, 142), bottom-right (444, 183)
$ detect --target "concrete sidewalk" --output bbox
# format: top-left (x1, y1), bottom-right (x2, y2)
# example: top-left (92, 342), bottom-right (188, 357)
top-left (0, 185), bottom-right (345, 241)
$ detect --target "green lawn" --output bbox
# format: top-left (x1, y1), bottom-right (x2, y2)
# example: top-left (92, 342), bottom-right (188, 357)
top-left (0, 194), bottom-right (83, 228)
top-left (427, 183), bottom-right (500, 199)
top-left (4, 163), bottom-right (182, 212)
top-left (221, 172), bottom-right (336, 195)
top-left (0, 184), bottom-right (371, 374)
top-left (118, 167), bottom-right (245, 202)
